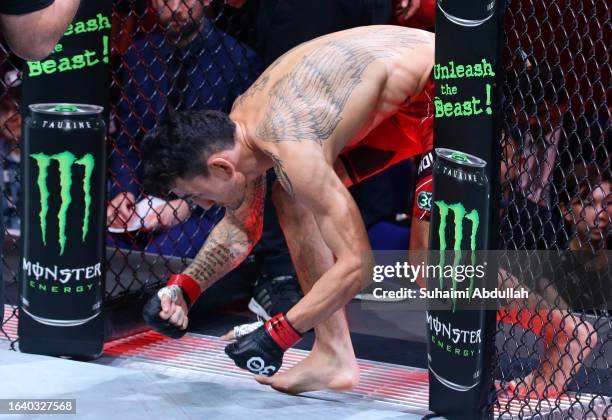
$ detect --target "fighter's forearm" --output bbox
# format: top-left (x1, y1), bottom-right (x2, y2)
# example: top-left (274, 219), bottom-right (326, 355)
top-left (286, 257), bottom-right (364, 331)
top-left (182, 216), bottom-right (254, 292)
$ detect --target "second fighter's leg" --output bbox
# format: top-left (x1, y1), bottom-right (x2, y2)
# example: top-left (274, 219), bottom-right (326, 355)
top-left (255, 182), bottom-right (359, 394)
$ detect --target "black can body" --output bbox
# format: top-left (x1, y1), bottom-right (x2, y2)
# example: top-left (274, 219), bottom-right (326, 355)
top-left (19, 104), bottom-right (106, 358)
top-left (427, 148), bottom-right (490, 414)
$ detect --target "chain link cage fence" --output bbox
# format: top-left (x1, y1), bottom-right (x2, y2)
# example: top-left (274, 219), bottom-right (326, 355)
top-left (0, 0), bottom-right (610, 418)
top-left (496, 0), bottom-right (610, 418)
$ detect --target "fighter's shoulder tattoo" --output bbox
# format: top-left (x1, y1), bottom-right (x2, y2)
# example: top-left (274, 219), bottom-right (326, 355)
top-left (256, 28), bottom-right (429, 143)
top-left (231, 47), bottom-right (299, 111)
top-left (232, 75), bottom-right (270, 111)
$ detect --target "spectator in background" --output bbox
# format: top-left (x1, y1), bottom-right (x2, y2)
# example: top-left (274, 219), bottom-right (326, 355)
top-left (0, 0), bottom-right (81, 60)
top-left (554, 165), bottom-right (611, 312)
top-left (500, 68), bottom-right (569, 250)
top-left (560, 165), bottom-right (611, 251)
top-left (108, 0), bottom-right (261, 257)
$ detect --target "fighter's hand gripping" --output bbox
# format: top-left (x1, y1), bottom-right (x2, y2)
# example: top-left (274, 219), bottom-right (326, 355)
top-left (142, 274), bottom-right (201, 339)
top-left (224, 313), bottom-right (303, 376)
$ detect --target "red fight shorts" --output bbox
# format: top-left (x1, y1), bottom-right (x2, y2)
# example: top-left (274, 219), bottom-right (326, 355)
top-left (338, 75), bottom-right (434, 220)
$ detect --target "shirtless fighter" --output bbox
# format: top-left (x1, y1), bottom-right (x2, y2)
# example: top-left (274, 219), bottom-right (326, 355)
top-left (141, 25), bottom-right (434, 393)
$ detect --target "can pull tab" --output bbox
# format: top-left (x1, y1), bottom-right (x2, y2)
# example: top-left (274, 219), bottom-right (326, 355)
top-left (450, 152), bottom-right (468, 162)
top-left (54, 105), bottom-right (78, 113)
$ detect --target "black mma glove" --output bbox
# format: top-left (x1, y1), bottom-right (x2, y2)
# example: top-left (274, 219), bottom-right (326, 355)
top-left (225, 313), bottom-right (303, 376)
top-left (142, 274), bottom-right (201, 339)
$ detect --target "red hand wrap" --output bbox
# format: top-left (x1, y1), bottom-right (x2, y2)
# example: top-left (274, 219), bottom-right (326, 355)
top-left (167, 274), bottom-right (201, 306)
top-left (265, 313), bottom-right (303, 350)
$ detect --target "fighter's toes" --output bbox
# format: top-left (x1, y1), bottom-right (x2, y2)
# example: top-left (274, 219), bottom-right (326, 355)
top-left (255, 374), bottom-right (295, 394)
top-left (255, 374), bottom-right (274, 386)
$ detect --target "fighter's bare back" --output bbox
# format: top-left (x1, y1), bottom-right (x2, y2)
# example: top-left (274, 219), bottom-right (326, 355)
top-left (230, 25), bottom-right (435, 165)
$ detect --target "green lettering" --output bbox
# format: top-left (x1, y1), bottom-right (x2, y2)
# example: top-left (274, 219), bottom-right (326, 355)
top-left (72, 54), bottom-right (85, 70)
top-left (482, 58), bottom-right (494, 76)
top-left (462, 101), bottom-right (473, 116)
top-left (27, 61), bottom-right (43, 77)
top-left (97, 13), bottom-right (111, 30)
top-left (84, 50), bottom-right (99, 67)
top-left (455, 65), bottom-right (464, 78)
top-left (453, 102), bottom-right (463, 116)
top-left (434, 97), bottom-right (445, 117)
top-left (102, 35), bottom-right (109, 64)
top-left (64, 286), bottom-right (71, 293)
top-left (42, 60), bottom-right (57, 74)
top-left (76, 286), bottom-right (84, 292)
top-left (58, 57), bottom-right (72, 72)
top-left (86, 18), bottom-right (98, 32)
top-left (444, 102), bottom-right (453, 117)
top-left (52, 286), bottom-right (59, 293)
top-left (471, 97), bottom-right (483, 115)
top-left (74, 21), bottom-right (86, 34)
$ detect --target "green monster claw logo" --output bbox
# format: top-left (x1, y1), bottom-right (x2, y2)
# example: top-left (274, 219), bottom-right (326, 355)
top-left (30, 151), bottom-right (95, 255)
top-left (435, 201), bottom-right (479, 309)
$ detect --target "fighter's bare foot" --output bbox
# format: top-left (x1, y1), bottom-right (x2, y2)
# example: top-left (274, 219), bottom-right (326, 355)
top-left (508, 316), bottom-right (597, 399)
top-left (255, 342), bottom-right (360, 394)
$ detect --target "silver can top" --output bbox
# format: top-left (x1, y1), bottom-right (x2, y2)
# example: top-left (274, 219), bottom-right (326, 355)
top-left (29, 103), bottom-right (104, 116)
top-left (437, 0), bottom-right (496, 27)
top-left (436, 148), bottom-right (487, 168)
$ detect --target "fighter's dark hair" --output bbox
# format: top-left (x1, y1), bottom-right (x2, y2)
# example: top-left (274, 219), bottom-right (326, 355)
top-left (141, 110), bottom-right (236, 197)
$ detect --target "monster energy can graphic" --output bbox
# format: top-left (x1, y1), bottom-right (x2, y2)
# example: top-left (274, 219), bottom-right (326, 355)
top-left (19, 104), bottom-right (106, 357)
top-left (427, 148), bottom-right (490, 413)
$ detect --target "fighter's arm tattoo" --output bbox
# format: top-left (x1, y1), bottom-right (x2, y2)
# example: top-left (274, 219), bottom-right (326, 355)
top-left (256, 27), bottom-right (430, 143)
top-left (182, 175), bottom-right (265, 291)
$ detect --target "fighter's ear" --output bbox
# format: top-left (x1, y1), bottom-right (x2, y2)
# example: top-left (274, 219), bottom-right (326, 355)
top-left (208, 156), bottom-right (235, 179)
